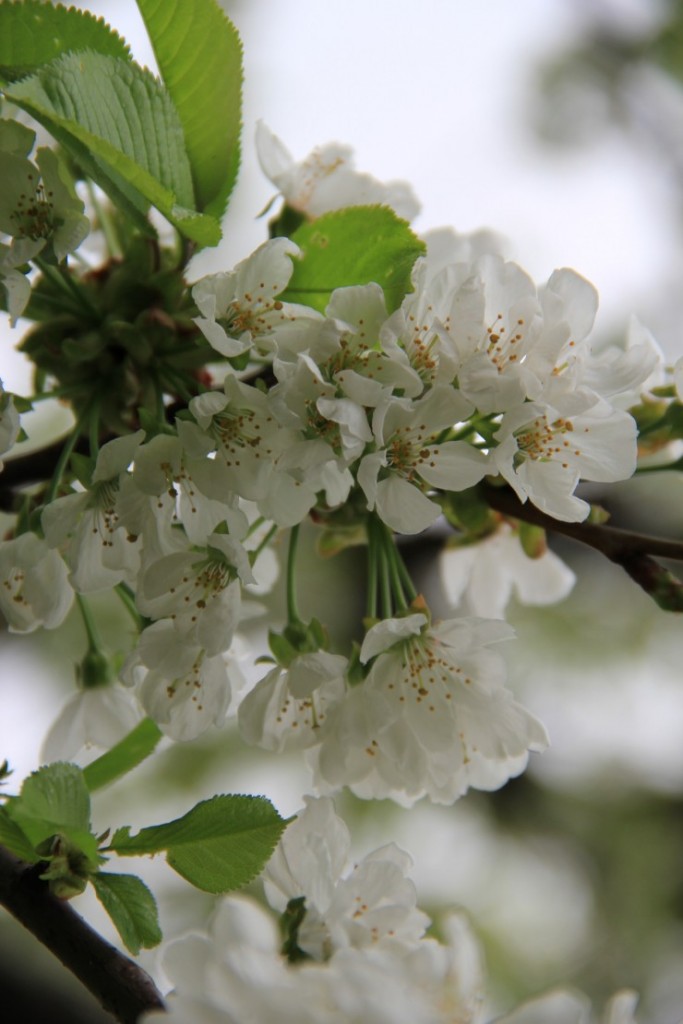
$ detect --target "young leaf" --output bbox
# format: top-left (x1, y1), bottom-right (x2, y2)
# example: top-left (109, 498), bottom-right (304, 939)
top-left (0, 1), bottom-right (131, 83)
top-left (13, 763), bottom-right (91, 846)
top-left (4, 52), bottom-right (221, 247)
top-left (0, 805), bottom-right (39, 862)
top-left (83, 718), bottom-right (163, 793)
top-left (110, 794), bottom-right (288, 893)
top-left (91, 872), bottom-right (162, 955)
top-left (282, 206), bottom-right (426, 314)
top-left (135, 0), bottom-right (243, 218)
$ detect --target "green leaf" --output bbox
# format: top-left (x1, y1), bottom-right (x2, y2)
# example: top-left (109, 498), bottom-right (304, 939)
top-left (12, 763), bottom-right (91, 846)
top-left (135, 0), bottom-right (243, 217)
top-left (282, 206), bottom-right (426, 314)
top-left (4, 52), bottom-right (221, 246)
top-left (91, 872), bottom-right (162, 954)
top-left (83, 718), bottom-right (163, 792)
top-left (0, 806), bottom-right (39, 862)
top-left (0, 1), bottom-right (131, 83)
top-left (110, 794), bottom-right (287, 893)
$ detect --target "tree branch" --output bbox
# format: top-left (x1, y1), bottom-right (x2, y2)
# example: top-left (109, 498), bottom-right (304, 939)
top-left (0, 845), bottom-right (165, 1024)
top-left (482, 483), bottom-right (683, 612)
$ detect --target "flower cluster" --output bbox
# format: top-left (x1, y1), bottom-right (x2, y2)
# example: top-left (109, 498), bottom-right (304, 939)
top-left (144, 798), bottom-right (638, 1024)
top-left (0, 126), bottom-right (660, 800)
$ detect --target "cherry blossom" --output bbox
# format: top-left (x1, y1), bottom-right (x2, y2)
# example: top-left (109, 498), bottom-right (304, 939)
top-left (314, 612), bottom-right (548, 805)
top-left (358, 386), bottom-right (487, 534)
top-left (262, 797), bottom-right (430, 960)
top-left (238, 652), bottom-right (347, 752)
top-left (41, 431), bottom-right (145, 592)
top-left (0, 531), bottom-right (73, 632)
top-left (492, 395), bottom-right (637, 522)
top-left (440, 521), bottom-right (576, 618)
top-left (256, 121), bottom-right (420, 221)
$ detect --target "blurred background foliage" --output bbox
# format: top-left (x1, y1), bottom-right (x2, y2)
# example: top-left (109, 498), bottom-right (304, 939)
top-left (2, 1), bottom-right (683, 1022)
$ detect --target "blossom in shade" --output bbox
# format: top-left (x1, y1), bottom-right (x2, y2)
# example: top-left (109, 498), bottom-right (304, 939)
top-left (0, 532), bottom-right (73, 632)
top-left (440, 521), bottom-right (575, 618)
top-left (122, 621), bottom-right (238, 741)
top-left (41, 684), bottom-right (142, 762)
top-left (0, 380), bottom-right (20, 467)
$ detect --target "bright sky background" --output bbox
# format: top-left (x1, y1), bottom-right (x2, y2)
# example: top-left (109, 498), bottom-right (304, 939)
top-left (87, 0), bottom-right (683, 349)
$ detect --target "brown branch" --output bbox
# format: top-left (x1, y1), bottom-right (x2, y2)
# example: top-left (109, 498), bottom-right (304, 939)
top-left (482, 483), bottom-right (683, 612)
top-left (0, 845), bottom-right (165, 1024)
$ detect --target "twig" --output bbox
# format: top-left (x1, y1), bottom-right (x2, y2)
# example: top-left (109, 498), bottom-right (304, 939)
top-left (482, 483), bottom-right (683, 612)
top-left (0, 845), bottom-right (165, 1024)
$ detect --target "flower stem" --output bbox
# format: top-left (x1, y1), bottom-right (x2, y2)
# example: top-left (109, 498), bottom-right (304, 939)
top-left (114, 583), bottom-right (145, 630)
top-left (366, 517), bottom-right (378, 620)
top-left (250, 522), bottom-right (278, 563)
top-left (286, 524), bottom-right (302, 625)
top-left (85, 179), bottom-right (122, 260)
top-left (76, 593), bottom-right (103, 652)
top-left (44, 408), bottom-right (91, 505)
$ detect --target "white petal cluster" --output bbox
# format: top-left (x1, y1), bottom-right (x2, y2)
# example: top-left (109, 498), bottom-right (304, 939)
top-left (142, 888), bottom-right (637, 1024)
top-left (238, 652), bottom-right (347, 752)
top-left (312, 613), bottom-right (548, 806)
top-left (143, 801), bottom-right (486, 1024)
top-left (42, 431), bottom-right (145, 593)
top-left (262, 797), bottom-right (430, 959)
top-left (14, 206), bottom-right (656, 783)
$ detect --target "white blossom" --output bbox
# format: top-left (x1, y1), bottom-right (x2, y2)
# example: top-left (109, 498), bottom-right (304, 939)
top-left (238, 651), bottom-right (347, 752)
top-left (358, 386), bottom-right (487, 534)
top-left (314, 613), bottom-right (548, 805)
top-left (143, 894), bottom-right (481, 1024)
top-left (256, 121), bottom-right (420, 221)
top-left (136, 531), bottom-right (251, 656)
top-left (440, 522), bottom-right (575, 618)
top-left (41, 683), bottom-right (142, 762)
top-left (492, 395), bottom-right (637, 522)
top-left (496, 988), bottom-right (639, 1024)
top-left (263, 797), bottom-right (430, 960)
top-left (192, 238), bottom-right (318, 358)
top-left (123, 621), bottom-right (238, 741)
top-left (0, 532), bottom-right (73, 632)
top-left (41, 431), bottom-right (144, 592)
